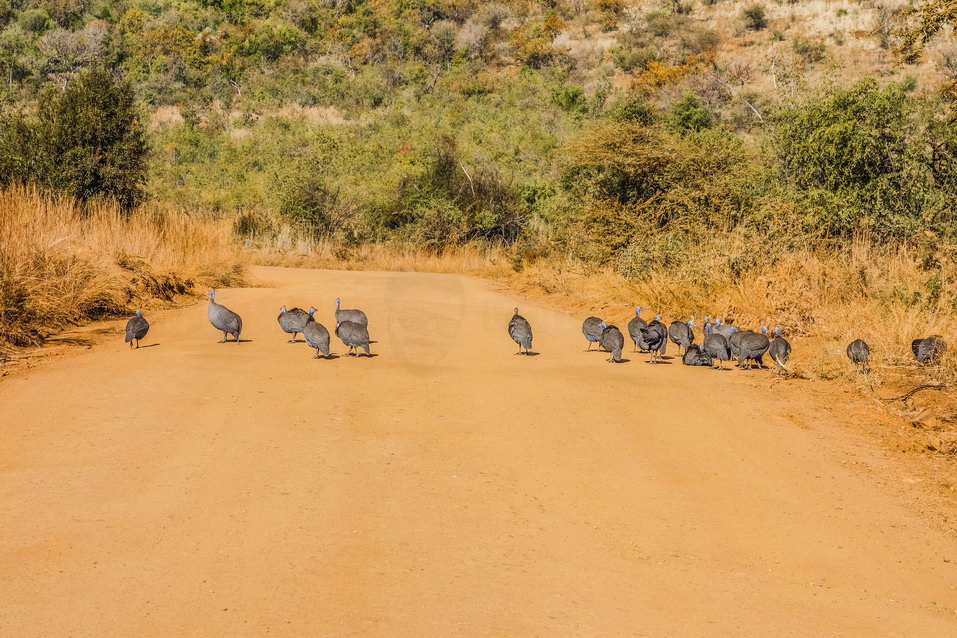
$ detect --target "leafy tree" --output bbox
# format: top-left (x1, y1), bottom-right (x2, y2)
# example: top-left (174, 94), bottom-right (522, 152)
top-left (769, 79), bottom-right (946, 236)
top-left (0, 66), bottom-right (148, 209)
top-left (561, 123), bottom-right (756, 256)
top-left (667, 93), bottom-right (717, 134)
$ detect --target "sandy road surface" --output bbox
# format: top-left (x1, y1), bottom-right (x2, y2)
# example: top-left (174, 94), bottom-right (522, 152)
top-left (1, 266), bottom-right (956, 636)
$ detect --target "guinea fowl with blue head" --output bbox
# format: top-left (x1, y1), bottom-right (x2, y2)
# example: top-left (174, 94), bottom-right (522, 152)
top-left (508, 308), bottom-right (533, 355)
top-left (124, 310), bottom-right (149, 349)
top-left (303, 310), bottom-right (331, 359)
top-left (278, 306), bottom-right (313, 342)
top-left (582, 316), bottom-right (604, 351)
top-left (713, 319), bottom-right (735, 341)
top-left (628, 306), bottom-right (648, 352)
top-left (207, 290), bottom-right (242, 343)
top-left (639, 315), bottom-right (668, 363)
top-left (599, 323), bottom-right (625, 362)
top-left (335, 298), bottom-right (368, 327)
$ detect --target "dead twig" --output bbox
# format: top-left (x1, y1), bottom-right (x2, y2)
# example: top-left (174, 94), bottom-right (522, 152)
top-left (880, 384), bottom-right (949, 403)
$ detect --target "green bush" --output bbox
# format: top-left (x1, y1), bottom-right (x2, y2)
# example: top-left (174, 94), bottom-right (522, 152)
top-left (770, 79), bottom-right (955, 237)
top-left (743, 4), bottom-right (767, 31)
top-left (609, 92), bottom-right (657, 124)
top-left (554, 85), bottom-right (587, 115)
top-left (0, 67), bottom-right (148, 209)
top-left (666, 93), bottom-right (717, 134)
top-left (792, 37), bottom-right (826, 63)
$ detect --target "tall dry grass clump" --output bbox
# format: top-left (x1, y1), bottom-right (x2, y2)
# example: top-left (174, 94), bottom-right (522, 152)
top-left (0, 187), bottom-right (244, 351)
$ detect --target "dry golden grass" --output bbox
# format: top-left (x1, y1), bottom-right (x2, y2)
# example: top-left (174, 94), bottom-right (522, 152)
top-left (0, 187), bottom-right (245, 352)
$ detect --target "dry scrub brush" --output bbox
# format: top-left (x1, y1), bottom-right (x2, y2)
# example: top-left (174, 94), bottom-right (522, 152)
top-left (0, 187), bottom-right (244, 351)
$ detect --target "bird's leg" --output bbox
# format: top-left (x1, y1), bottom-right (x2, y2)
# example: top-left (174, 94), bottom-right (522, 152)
top-left (129, 340), bottom-right (133, 349)
top-left (135, 340), bottom-right (140, 349)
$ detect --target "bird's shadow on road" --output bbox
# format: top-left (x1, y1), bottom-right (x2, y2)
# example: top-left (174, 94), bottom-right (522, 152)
top-left (136, 343), bottom-right (160, 349)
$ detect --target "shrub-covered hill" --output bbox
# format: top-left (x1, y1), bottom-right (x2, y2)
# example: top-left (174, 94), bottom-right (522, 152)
top-left (1, 0), bottom-right (957, 254)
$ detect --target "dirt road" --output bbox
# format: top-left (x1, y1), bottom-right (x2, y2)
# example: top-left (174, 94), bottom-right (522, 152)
top-left (1, 266), bottom-right (955, 636)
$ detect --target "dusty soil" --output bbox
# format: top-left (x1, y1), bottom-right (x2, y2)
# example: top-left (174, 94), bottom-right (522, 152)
top-left (2, 266), bottom-right (956, 636)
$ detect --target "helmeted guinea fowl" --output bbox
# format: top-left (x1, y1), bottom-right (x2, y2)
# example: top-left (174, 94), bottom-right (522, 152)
top-left (682, 344), bottom-right (712, 366)
top-left (278, 306), bottom-right (313, 343)
top-left (303, 312), bottom-right (331, 358)
top-left (207, 290), bottom-right (242, 343)
top-left (738, 326), bottom-right (770, 369)
top-left (599, 323), bottom-right (624, 363)
top-left (704, 332), bottom-right (732, 369)
top-left (336, 320), bottom-right (371, 356)
top-left (847, 338), bottom-right (871, 373)
top-left (639, 316), bottom-right (667, 363)
top-left (669, 319), bottom-right (695, 355)
top-left (712, 319), bottom-right (735, 341)
top-left (913, 336), bottom-right (947, 364)
top-left (335, 298), bottom-right (368, 327)
top-left (728, 327), bottom-right (748, 361)
top-left (768, 327), bottom-right (792, 373)
top-left (627, 306), bottom-right (648, 352)
top-left (582, 316), bottom-right (604, 351)
top-left (124, 310), bottom-right (149, 349)
top-left (919, 336), bottom-right (947, 364)
top-left (508, 308), bottom-right (533, 355)
top-left (911, 338), bottom-right (924, 360)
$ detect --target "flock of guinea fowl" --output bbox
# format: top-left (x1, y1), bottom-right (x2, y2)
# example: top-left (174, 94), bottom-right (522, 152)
top-left (121, 290), bottom-right (947, 372)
